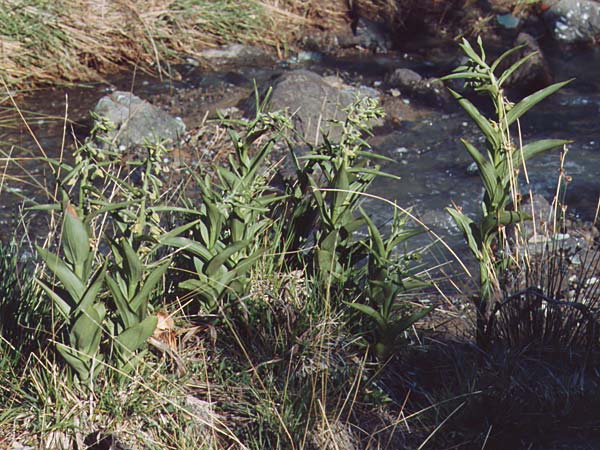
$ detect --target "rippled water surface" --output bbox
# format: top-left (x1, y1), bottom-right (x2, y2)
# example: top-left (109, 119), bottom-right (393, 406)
top-left (1, 44), bottom-right (600, 245)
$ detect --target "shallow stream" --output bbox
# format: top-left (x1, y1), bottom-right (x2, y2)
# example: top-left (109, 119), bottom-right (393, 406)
top-left (1, 43), bottom-right (599, 250)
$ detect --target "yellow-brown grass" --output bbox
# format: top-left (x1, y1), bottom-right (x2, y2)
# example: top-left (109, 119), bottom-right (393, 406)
top-left (0, 0), bottom-right (348, 89)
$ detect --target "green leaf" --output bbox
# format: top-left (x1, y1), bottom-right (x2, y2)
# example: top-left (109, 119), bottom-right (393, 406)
top-left (205, 240), bottom-right (250, 277)
top-left (361, 208), bottom-right (385, 257)
top-left (506, 79), bottom-right (573, 126)
top-left (481, 210), bottom-right (530, 235)
top-left (490, 44), bottom-right (526, 73)
top-left (448, 89), bottom-right (500, 150)
top-left (56, 342), bottom-right (93, 381)
top-left (446, 207), bottom-right (482, 259)
top-left (36, 245), bottom-right (85, 302)
top-left (460, 139), bottom-right (498, 200)
top-left (160, 236), bottom-right (213, 261)
top-left (441, 72), bottom-right (489, 82)
top-left (459, 38), bottom-right (486, 67)
top-left (115, 315), bottom-right (158, 356)
top-left (317, 248), bottom-right (341, 278)
top-left (515, 139), bottom-right (572, 164)
top-left (346, 302), bottom-right (387, 331)
top-left (71, 303), bottom-right (105, 355)
top-left (497, 51), bottom-right (536, 87)
top-left (121, 239), bottom-right (142, 291)
top-left (391, 304), bottom-right (436, 334)
top-left (107, 275), bottom-right (137, 329)
top-left (62, 205), bottom-right (90, 273)
top-left (36, 278), bottom-right (72, 319)
top-left (130, 259), bottom-right (171, 315)
top-left (73, 271), bottom-right (105, 317)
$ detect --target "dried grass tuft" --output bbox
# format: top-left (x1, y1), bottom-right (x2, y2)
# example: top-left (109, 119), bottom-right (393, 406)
top-left (0, 0), bottom-right (349, 89)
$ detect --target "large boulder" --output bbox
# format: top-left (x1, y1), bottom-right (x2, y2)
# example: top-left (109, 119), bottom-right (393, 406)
top-left (93, 91), bottom-right (185, 150)
top-left (544, 0), bottom-right (600, 44)
top-left (254, 69), bottom-right (381, 143)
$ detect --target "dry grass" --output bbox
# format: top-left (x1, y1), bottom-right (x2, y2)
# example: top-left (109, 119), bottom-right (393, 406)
top-left (0, 0), bottom-right (348, 89)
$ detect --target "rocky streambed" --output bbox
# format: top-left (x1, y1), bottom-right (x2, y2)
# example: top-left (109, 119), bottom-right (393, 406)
top-left (2, 0), bottom-right (600, 252)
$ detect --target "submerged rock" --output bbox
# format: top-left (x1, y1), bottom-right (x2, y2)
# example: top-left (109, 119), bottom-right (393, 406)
top-left (544, 0), bottom-right (600, 44)
top-left (199, 43), bottom-right (275, 68)
top-left (384, 68), bottom-right (451, 107)
top-left (93, 91), bottom-right (186, 150)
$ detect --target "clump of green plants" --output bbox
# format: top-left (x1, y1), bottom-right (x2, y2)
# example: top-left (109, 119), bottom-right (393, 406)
top-left (5, 87), bottom-right (436, 448)
top-left (34, 118), bottom-right (177, 386)
top-left (442, 37), bottom-right (571, 346)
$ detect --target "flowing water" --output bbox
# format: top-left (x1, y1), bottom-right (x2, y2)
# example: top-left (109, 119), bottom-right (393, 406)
top-left (1, 43), bottom-right (600, 248)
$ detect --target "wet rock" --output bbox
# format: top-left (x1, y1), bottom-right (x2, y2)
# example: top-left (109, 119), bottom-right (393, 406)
top-left (253, 69), bottom-right (381, 143)
top-left (386, 68), bottom-right (422, 86)
top-left (518, 193), bottom-right (589, 254)
top-left (544, 0), bottom-right (600, 44)
top-left (93, 91), bottom-right (186, 150)
top-left (503, 32), bottom-right (553, 93)
top-left (352, 17), bottom-right (393, 53)
top-left (384, 68), bottom-right (451, 107)
top-left (199, 43), bottom-right (275, 68)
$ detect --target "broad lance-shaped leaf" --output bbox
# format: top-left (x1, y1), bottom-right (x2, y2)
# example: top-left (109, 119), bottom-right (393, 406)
top-left (36, 278), bottom-right (72, 319)
top-left (390, 305), bottom-right (436, 335)
top-left (121, 239), bottom-right (142, 294)
top-left (361, 208), bottom-right (385, 257)
top-left (205, 240), bottom-right (250, 276)
top-left (497, 51), bottom-right (536, 87)
top-left (490, 44), bottom-right (526, 74)
top-left (346, 302), bottom-right (387, 331)
top-left (56, 343), bottom-right (95, 381)
top-left (446, 207), bottom-right (483, 260)
top-left (71, 303), bottom-right (106, 355)
top-left (160, 236), bottom-right (213, 261)
top-left (106, 275), bottom-right (137, 329)
top-left (130, 258), bottom-right (171, 315)
top-left (332, 160), bottom-right (350, 222)
top-left (36, 245), bottom-right (86, 302)
top-left (447, 89), bottom-right (500, 150)
top-left (506, 79), bottom-right (573, 126)
top-left (460, 139), bottom-right (498, 202)
top-left (115, 315), bottom-right (158, 356)
top-left (62, 203), bottom-right (90, 275)
top-left (514, 139), bottom-right (572, 164)
top-left (459, 37), bottom-right (486, 68)
top-left (72, 271), bottom-right (105, 317)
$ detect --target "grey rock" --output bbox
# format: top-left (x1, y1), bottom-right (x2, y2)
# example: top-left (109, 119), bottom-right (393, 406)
top-left (503, 33), bottom-right (553, 93)
top-left (544, 0), bottom-right (600, 43)
top-left (257, 70), bottom-right (381, 143)
top-left (518, 193), bottom-right (587, 255)
top-left (199, 43), bottom-right (275, 68)
top-left (385, 68), bottom-right (451, 106)
top-left (352, 17), bottom-right (392, 53)
top-left (386, 68), bottom-right (423, 86)
top-left (93, 91), bottom-right (185, 150)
